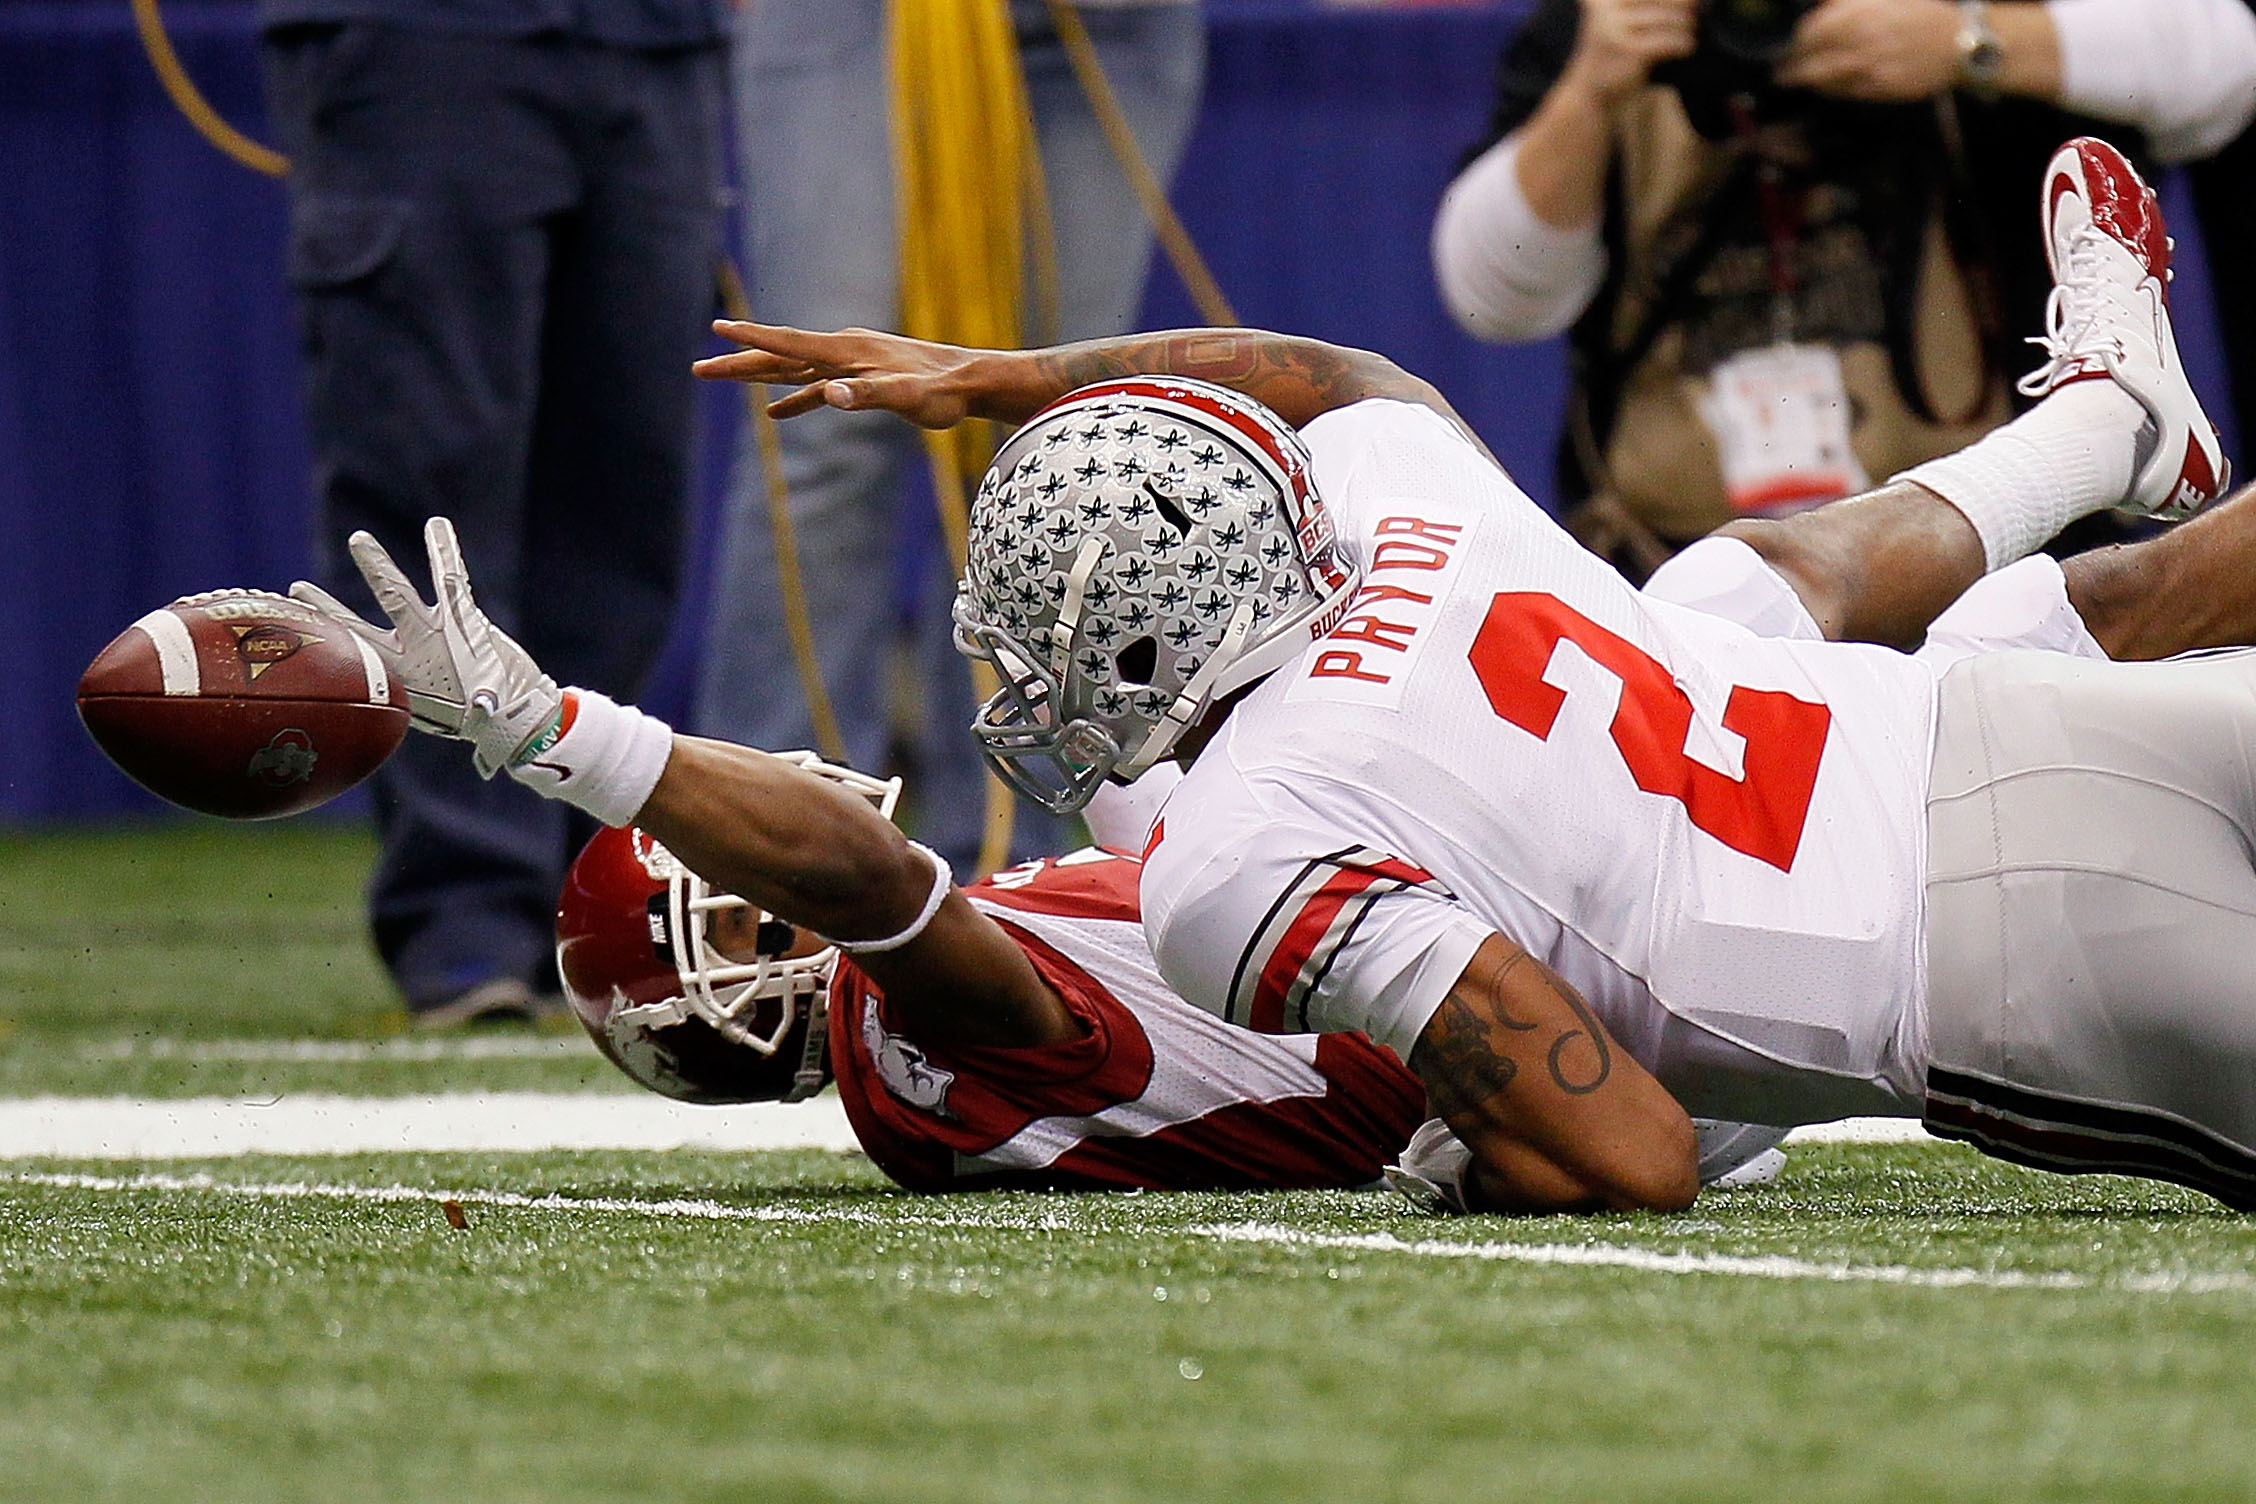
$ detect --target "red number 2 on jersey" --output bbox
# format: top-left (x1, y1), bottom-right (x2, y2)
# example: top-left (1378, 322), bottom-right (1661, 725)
top-left (1467, 593), bottom-right (1832, 871)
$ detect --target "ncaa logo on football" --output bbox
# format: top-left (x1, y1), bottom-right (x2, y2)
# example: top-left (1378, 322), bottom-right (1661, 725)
top-left (229, 622), bottom-right (319, 682)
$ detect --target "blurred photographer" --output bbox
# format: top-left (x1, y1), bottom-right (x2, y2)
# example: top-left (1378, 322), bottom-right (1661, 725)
top-left (1435, 0), bottom-right (2256, 577)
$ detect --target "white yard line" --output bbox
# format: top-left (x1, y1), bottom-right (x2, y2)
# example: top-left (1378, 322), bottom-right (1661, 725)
top-left (1, 1169), bottom-right (882, 1224)
top-left (0, 1091), bottom-right (1935, 1160)
top-left (78, 1036), bottom-right (589, 1062)
top-left (6, 1168), bottom-right (809, 1221)
top-left (1786, 1117), bottom-right (1932, 1143)
top-left (4, 1168), bottom-right (2245, 1296)
top-left (0, 1169), bottom-right (1054, 1233)
top-left (1191, 1223), bottom-right (2256, 1294)
top-left (0, 1092), bottom-right (861, 1158)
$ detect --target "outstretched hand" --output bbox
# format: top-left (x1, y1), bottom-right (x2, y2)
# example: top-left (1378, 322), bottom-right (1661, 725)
top-left (692, 321), bottom-right (984, 428)
top-left (287, 517), bottom-right (562, 778)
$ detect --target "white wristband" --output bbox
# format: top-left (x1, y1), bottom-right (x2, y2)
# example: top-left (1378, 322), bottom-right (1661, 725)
top-left (825, 842), bottom-right (953, 955)
top-left (504, 688), bottom-right (674, 828)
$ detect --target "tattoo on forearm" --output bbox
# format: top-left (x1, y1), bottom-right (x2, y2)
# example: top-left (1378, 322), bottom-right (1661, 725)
top-left (1026, 332), bottom-right (1412, 426)
top-left (1413, 989), bottom-right (1520, 1120)
top-left (1539, 970), bottom-right (1612, 1096)
top-left (1410, 944), bottom-right (1614, 1115)
top-left (1024, 329), bottom-right (1496, 461)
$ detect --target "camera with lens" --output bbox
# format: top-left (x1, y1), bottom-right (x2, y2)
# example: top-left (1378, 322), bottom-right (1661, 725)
top-left (1653, 0), bottom-right (1827, 131)
top-left (1701, 0), bottom-right (1822, 63)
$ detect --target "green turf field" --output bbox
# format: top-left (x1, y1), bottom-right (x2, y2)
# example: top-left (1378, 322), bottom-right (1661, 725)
top-left (0, 824), bottom-right (615, 1097)
top-left (8, 825), bottom-right (2256, 1502)
top-left (10, 1147), bottom-right (2256, 1504)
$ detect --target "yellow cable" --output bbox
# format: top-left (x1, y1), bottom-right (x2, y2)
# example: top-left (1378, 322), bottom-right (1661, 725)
top-left (131, 0), bottom-right (290, 177)
top-left (887, 3), bottom-right (1241, 870)
top-left (891, 0), bottom-right (1041, 875)
top-left (1044, 0), bottom-right (1237, 326)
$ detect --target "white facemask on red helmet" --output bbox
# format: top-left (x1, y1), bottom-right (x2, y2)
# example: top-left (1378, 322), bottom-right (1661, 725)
top-left (554, 752), bottom-right (902, 1104)
top-left (952, 377), bottom-right (1358, 813)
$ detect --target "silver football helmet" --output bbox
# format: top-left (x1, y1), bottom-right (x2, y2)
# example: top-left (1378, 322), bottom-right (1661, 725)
top-left (952, 377), bottom-right (1358, 813)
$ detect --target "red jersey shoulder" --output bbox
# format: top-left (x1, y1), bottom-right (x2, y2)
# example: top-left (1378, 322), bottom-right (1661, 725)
top-left (827, 919), bottom-right (1156, 1191)
top-left (966, 846), bottom-right (1143, 922)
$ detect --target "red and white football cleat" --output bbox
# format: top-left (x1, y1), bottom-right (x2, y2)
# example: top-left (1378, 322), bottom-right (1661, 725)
top-left (2018, 136), bottom-right (2228, 521)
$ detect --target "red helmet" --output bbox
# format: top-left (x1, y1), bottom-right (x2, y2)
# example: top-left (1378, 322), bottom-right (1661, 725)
top-left (554, 755), bottom-right (902, 1104)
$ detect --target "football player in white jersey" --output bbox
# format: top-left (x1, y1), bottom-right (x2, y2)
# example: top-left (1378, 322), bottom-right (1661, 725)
top-left (697, 137), bottom-right (2256, 1214)
top-left (285, 519), bottom-right (1793, 1196)
top-left (282, 517), bottom-right (1434, 1193)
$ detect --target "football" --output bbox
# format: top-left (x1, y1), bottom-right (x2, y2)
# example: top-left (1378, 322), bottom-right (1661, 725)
top-left (76, 589), bottom-right (409, 819)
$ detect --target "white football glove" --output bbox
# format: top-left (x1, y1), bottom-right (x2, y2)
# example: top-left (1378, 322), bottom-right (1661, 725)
top-left (289, 517), bottom-right (563, 779)
top-left (1693, 1120), bottom-right (1790, 1190)
top-left (1383, 1119), bottom-right (1475, 1215)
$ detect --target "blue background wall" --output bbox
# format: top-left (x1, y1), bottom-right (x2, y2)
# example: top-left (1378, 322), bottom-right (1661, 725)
top-left (0, 0), bottom-right (2233, 818)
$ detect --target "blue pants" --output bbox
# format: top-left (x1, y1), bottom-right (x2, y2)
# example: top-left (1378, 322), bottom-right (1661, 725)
top-left (694, 0), bottom-right (1204, 871)
top-left (264, 23), bottom-right (724, 1008)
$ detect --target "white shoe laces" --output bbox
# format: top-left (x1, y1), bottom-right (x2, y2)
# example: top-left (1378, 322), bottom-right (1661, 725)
top-left (2016, 227), bottom-right (2160, 399)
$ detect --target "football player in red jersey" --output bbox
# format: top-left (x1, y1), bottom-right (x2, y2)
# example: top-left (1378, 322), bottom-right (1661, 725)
top-left (286, 517), bottom-right (1421, 1192)
top-left (695, 139), bottom-right (2256, 1216)
top-left (290, 517), bottom-right (1792, 1194)
top-left (553, 786), bottom-right (1426, 1193)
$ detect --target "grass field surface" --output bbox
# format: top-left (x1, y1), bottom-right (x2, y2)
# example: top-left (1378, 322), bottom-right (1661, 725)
top-left (0, 824), bottom-right (613, 1097)
top-left (7, 825), bottom-right (2256, 1501)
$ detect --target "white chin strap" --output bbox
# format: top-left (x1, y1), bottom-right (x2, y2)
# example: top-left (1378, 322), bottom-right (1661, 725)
top-left (1046, 536), bottom-right (1110, 676)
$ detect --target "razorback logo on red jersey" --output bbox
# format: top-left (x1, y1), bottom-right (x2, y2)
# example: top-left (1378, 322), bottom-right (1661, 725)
top-left (862, 1002), bottom-right (958, 1117)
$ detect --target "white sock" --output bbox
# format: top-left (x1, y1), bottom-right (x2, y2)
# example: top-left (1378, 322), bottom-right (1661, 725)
top-left (1893, 381), bottom-right (2143, 571)
top-left (506, 688), bottom-right (674, 827)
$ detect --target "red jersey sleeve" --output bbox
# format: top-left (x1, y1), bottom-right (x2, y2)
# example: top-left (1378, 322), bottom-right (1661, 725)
top-left (827, 851), bottom-right (1425, 1193)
